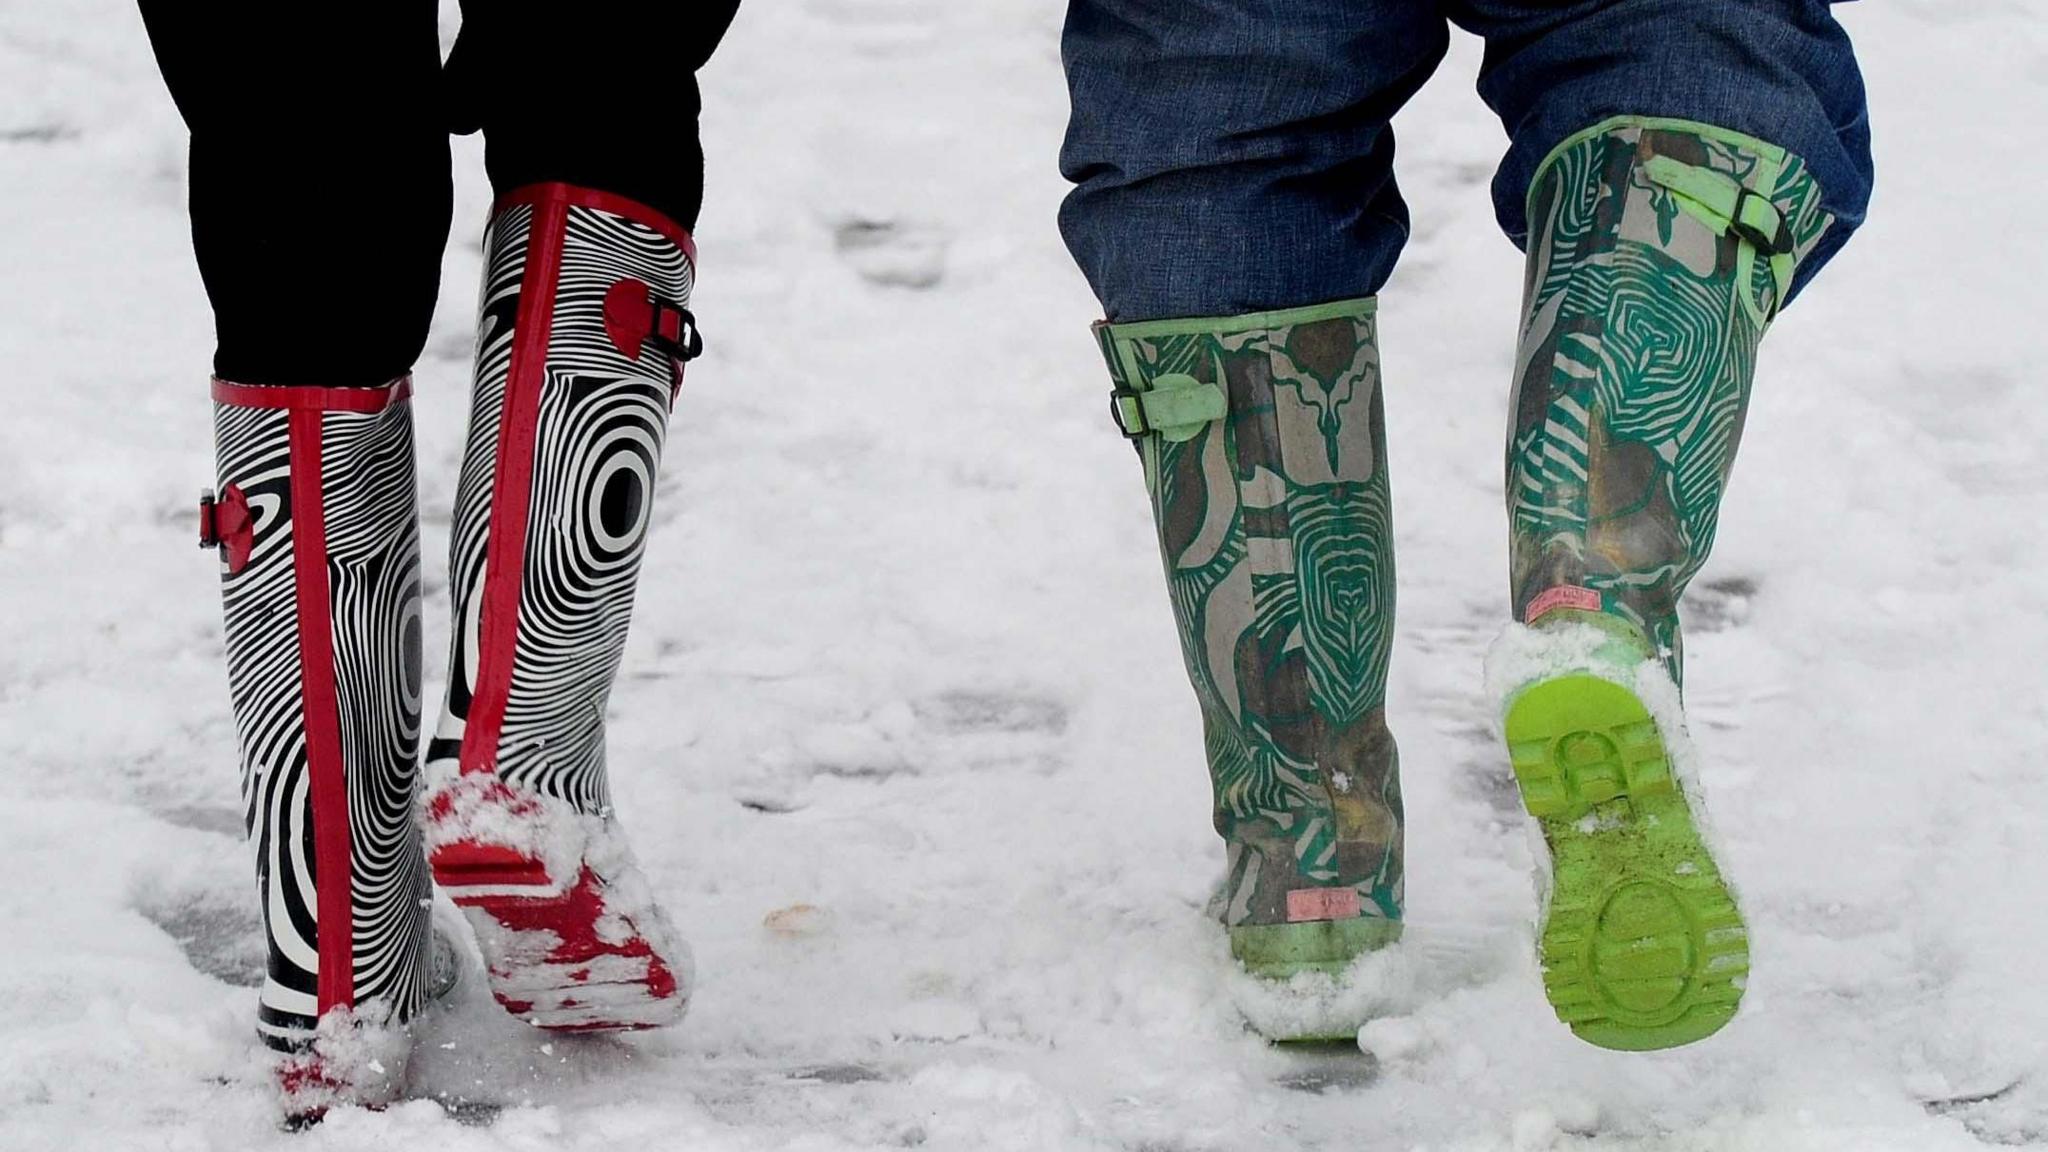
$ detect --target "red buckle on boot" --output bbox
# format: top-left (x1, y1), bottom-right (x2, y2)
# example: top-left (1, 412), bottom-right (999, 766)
top-left (199, 485), bottom-right (255, 575)
top-left (602, 279), bottom-right (702, 372)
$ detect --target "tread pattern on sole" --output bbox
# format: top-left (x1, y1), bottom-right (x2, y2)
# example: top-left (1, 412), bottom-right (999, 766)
top-left (1505, 674), bottom-right (1747, 1052)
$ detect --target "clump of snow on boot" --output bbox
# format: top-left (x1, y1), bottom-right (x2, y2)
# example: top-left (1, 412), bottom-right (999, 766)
top-left (1224, 940), bottom-right (1416, 1044)
top-left (273, 1002), bottom-right (412, 1123)
top-left (419, 762), bottom-right (588, 893)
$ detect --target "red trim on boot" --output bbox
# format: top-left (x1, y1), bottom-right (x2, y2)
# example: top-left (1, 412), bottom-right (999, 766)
top-left (213, 376), bottom-right (412, 413)
top-left (458, 198), bottom-right (567, 778)
top-left (491, 183), bottom-right (697, 266)
top-left (286, 411), bottom-right (355, 1012)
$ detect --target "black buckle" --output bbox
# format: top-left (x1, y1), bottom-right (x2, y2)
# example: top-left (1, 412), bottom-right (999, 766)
top-left (1730, 187), bottom-right (1795, 256)
top-left (650, 300), bottom-right (705, 363)
top-left (1109, 387), bottom-right (1149, 439)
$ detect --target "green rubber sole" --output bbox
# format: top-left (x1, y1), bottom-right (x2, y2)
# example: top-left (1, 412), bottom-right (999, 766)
top-left (1504, 674), bottom-right (1747, 1051)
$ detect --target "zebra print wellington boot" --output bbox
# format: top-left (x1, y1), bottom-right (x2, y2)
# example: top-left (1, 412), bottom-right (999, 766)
top-left (1491, 117), bottom-right (1834, 1052)
top-left (1097, 299), bottom-right (1403, 1042)
top-left (200, 376), bottom-right (434, 1117)
top-left (424, 184), bottom-right (700, 1032)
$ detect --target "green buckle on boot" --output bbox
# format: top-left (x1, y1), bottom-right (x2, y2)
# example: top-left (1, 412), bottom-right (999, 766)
top-left (1642, 151), bottom-right (1800, 323)
top-left (1109, 372), bottom-right (1227, 443)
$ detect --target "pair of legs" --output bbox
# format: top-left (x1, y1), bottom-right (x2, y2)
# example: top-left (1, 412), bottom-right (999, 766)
top-left (1061, 0), bottom-right (1871, 1047)
top-left (1060, 0), bottom-right (1871, 320)
top-left (140, 0), bottom-right (737, 386)
top-left (145, 0), bottom-right (737, 1117)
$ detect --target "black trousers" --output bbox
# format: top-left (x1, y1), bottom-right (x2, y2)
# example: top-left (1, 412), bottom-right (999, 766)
top-left (138, 0), bottom-right (742, 387)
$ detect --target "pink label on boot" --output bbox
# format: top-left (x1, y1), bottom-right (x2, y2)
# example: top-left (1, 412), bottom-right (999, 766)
top-left (1526, 585), bottom-right (1603, 622)
top-left (1286, 887), bottom-right (1362, 923)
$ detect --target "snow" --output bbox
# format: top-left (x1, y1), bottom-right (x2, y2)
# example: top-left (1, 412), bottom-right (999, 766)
top-left (2, 0), bottom-right (2045, 1148)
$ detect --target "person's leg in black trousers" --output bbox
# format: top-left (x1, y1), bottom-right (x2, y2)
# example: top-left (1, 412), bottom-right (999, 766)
top-left (444, 0), bottom-right (740, 232)
top-left (140, 0), bottom-right (449, 1118)
top-left (140, 1), bottom-right (451, 385)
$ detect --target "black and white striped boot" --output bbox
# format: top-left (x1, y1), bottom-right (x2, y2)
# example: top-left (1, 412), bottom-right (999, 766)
top-left (424, 183), bottom-right (699, 1032)
top-left (200, 376), bottom-right (437, 1118)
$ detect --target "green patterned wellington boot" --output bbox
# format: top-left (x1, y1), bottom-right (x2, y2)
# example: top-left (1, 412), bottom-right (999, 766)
top-left (1098, 299), bottom-right (1403, 1041)
top-left (1494, 117), bottom-right (1834, 1051)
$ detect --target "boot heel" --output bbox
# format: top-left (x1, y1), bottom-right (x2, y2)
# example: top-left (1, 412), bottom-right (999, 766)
top-left (1229, 917), bottom-right (1404, 982)
top-left (1504, 674), bottom-right (1746, 1051)
top-left (428, 843), bottom-right (559, 895)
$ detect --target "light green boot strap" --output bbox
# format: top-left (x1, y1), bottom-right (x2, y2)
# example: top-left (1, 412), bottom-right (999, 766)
top-left (1096, 297), bottom-right (1378, 442)
top-left (1110, 373), bottom-right (1227, 443)
top-left (1643, 155), bottom-right (1790, 243)
top-left (1642, 153), bottom-right (1796, 325)
top-left (1529, 116), bottom-right (1829, 327)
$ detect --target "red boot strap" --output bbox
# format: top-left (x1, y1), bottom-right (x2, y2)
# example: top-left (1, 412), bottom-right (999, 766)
top-left (492, 183), bottom-right (697, 261)
top-left (603, 279), bottom-right (703, 366)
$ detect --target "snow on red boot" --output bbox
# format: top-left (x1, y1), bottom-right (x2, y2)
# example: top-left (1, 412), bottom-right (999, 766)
top-left (273, 1003), bottom-right (415, 1126)
top-left (425, 184), bottom-right (701, 1032)
top-left (424, 770), bottom-right (689, 1030)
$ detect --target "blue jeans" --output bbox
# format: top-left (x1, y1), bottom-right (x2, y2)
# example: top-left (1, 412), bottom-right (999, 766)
top-left (1059, 0), bottom-right (1872, 321)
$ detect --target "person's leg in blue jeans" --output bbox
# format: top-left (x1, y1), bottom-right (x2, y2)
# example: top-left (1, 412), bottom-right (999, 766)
top-left (1454, 0), bottom-right (1872, 1052)
top-left (1451, 0), bottom-right (1871, 297)
top-left (1060, 0), bottom-right (1875, 1049)
top-left (1060, 0), bottom-right (1449, 1043)
top-left (1061, 0), bottom-right (1447, 319)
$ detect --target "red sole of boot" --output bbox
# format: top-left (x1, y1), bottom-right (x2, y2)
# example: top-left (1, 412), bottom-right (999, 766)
top-left (433, 846), bottom-right (686, 1032)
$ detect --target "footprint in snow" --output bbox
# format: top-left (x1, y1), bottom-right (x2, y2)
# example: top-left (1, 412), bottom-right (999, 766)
top-left (912, 689), bottom-right (1069, 736)
top-left (1683, 574), bottom-right (1759, 634)
top-left (833, 218), bottom-right (949, 290)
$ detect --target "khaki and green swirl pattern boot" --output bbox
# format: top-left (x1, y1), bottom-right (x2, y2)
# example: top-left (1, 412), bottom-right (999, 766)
top-left (1098, 299), bottom-right (1402, 1040)
top-left (1495, 117), bottom-right (1833, 1051)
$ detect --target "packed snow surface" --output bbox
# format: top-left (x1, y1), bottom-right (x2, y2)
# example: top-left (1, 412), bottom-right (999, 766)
top-left (2, 1), bottom-right (2044, 1149)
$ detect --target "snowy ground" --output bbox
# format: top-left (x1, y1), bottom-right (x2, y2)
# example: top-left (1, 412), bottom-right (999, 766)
top-left (3, 1), bottom-right (2045, 1149)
